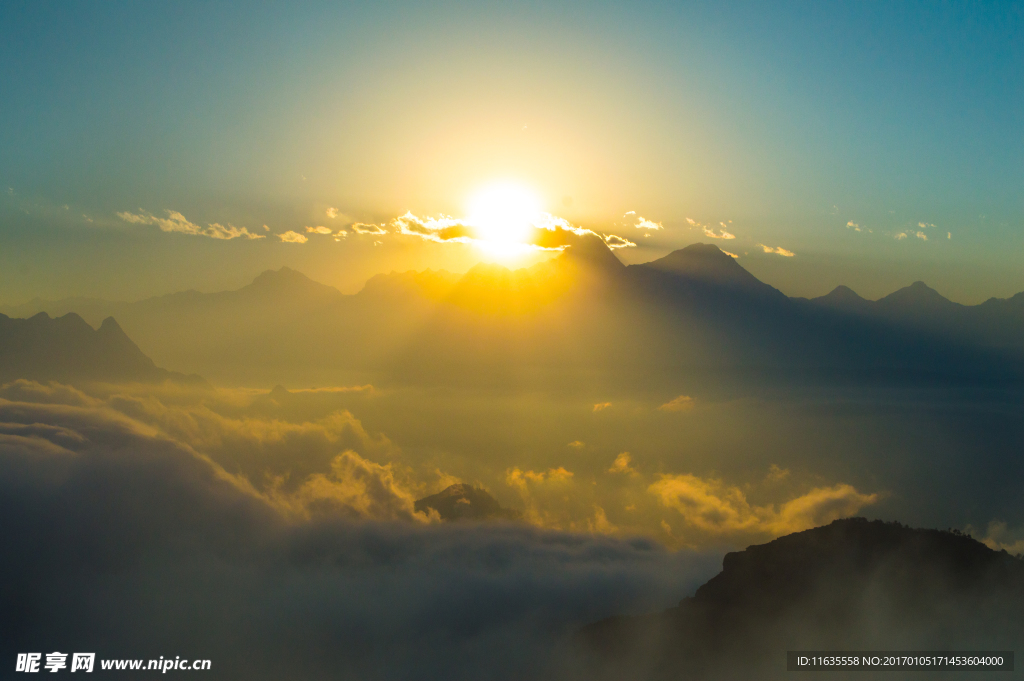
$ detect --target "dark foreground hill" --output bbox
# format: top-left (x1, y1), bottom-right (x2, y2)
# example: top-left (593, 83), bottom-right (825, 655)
top-left (0, 312), bottom-right (204, 385)
top-left (577, 518), bottom-right (1024, 680)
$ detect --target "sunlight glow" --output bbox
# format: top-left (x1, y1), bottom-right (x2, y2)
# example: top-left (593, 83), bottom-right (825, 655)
top-left (466, 182), bottom-right (542, 257)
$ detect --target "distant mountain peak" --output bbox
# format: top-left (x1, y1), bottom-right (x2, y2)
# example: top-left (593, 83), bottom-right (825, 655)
top-left (98, 316), bottom-right (126, 335)
top-left (243, 267), bottom-right (343, 300)
top-left (822, 285), bottom-right (864, 301)
top-left (639, 243), bottom-right (769, 291)
top-left (0, 311), bottom-right (177, 384)
top-left (811, 285), bottom-right (871, 309)
top-left (878, 280), bottom-right (958, 309)
top-left (249, 266), bottom-right (316, 288)
top-left (560, 234), bottom-right (627, 274)
top-left (414, 483), bottom-right (520, 521)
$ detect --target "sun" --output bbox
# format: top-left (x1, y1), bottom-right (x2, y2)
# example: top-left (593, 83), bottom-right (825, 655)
top-left (466, 182), bottom-right (542, 256)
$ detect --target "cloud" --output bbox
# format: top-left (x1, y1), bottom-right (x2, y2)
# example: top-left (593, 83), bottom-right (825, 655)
top-left (283, 450), bottom-right (422, 521)
top-left (0, 381), bottom-right (412, 520)
top-left (277, 230), bottom-right (309, 243)
top-left (506, 466), bottom-right (605, 531)
top-left (703, 226), bottom-right (735, 240)
top-left (390, 213), bottom-right (472, 242)
top-left (352, 222), bottom-right (389, 236)
top-left (649, 473), bottom-right (877, 537)
top-left (306, 226), bottom-right (333, 235)
top-left (602, 234), bottom-right (636, 249)
top-left (757, 244), bottom-right (795, 257)
top-left (326, 207), bottom-right (339, 219)
top-left (567, 440), bottom-right (585, 449)
top-left (608, 452), bottom-right (638, 476)
top-left (0, 381), bottom-right (719, 680)
top-left (390, 211), bottom-right (606, 255)
top-left (915, 231), bottom-right (928, 241)
top-left (624, 212), bottom-right (662, 231)
top-left (658, 395), bottom-right (694, 412)
top-left (593, 402), bottom-right (612, 412)
top-left (918, 222), bottom-right (935, 229)
top-left (721, 250), bottom-right (739, 259)
top-left (766, 464), bottom-right (790, 483)
top-left (978, 521), bottom-right (1024, 556)
top-left (847, 221), bottom-right (862, 232)
top-left (506, 466), bottom-right (575, 491)
top-left (117, 210), bottom-right (265, 240)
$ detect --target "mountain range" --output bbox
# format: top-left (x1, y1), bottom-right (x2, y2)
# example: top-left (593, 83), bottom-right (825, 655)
top-left (577, 517), bottom-right (1024, 680)
top-left (2, 239), bottom-right (1023, 389)
top-left (0, 312), bottom-right (203, 385)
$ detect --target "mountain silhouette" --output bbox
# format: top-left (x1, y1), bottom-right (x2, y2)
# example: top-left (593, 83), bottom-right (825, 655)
top-left (877, 280), bottom-right (962, 312)
top-left (414, 483), bottom-right (521, 521)
top-left (0, 312), bottom-right (203, 385)
top-left (3, 241), bottom-right (1024, 389)
top-left (638, 243), bottom-right (772, 293)
top-left (578, 518), bottom-right (1024, 680)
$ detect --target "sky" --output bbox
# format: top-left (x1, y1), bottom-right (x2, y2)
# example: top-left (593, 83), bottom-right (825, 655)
top-left (1, 0), bottom-right (1022, 303)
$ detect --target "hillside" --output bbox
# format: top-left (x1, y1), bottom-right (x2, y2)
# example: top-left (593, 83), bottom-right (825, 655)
top-left (578, 518), bottom-right (1024, 680)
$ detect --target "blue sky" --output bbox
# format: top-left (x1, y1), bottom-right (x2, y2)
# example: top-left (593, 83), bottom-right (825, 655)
top-left (1, 0), bottom-right (1021, 302)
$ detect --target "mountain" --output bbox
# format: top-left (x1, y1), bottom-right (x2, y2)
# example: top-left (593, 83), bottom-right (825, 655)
top-left (637, 243), bottom-right (775, 294)
top-left (807, 280), bottom-right (1024, 352)
top-left (810, 284), bottom-right (873, 313)
top-left (877, 280), bottom-right (963, 314)
top-left (578, 518), bottom-right (1024, 680)
top-left (0, 312), bottom-right (203, 385)
top-left (414, 484), bottom-right (521, 521)
top-left (3, 242), bottom-right (1024, 389)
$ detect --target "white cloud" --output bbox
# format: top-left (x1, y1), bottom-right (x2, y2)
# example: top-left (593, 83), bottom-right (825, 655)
top-left (352, 222), bottom-right (389, 236)
top-left (703, 226), bottom-right (735, 240)
top-left (649, 473), bottom-right (877, 536)
top-left (721, 250), bottom-right (739, 259)
top-left (915, 231), bottom-right (928, 241)
top-left (306, 226), bottom-right (333, 235)
top-left (0, 380), bottom-right (719, 680)
top-left (277, 231), bottom-right (308, 243)
top-left (389, 213), bottom-right (468, 242)
top-left (757, 244), bottom-right (795, 257)
top-left (895, 232), bottom-right (908, 240)
top-left (608, 452), bottom-right (638, 476)
top-left (118, 210), bottom-right (265, 240)
top-left (326, 207), bottom-right (339, 219)
top-left (624, 212), bottom-right (662, 230)
top-left (658, 395), bottom-right (694, 412)
top-left (603, 234), bottom-right (636, 249)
